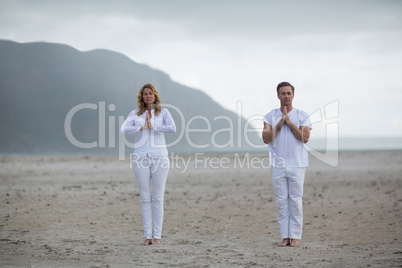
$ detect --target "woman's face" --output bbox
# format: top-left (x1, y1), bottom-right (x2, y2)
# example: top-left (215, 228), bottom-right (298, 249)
top-left (142, 87), bottom-right (155, 105)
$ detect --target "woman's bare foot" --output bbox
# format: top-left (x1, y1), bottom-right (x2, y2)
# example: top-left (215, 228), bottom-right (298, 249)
top-left (153, 239), bottom-right (161, 245)
top-left (278, 238), bottom-right (290, 247)
top-left (290, 239), bottom-right (301, 247)
top-left (140, 239), bottom-right (152, 246)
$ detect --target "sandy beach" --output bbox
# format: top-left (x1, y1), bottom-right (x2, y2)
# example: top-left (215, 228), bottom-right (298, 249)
top-left (0, 151), bottom-right (401, 267)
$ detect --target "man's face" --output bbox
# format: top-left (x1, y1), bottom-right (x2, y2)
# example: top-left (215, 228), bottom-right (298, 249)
top-left (277, 86), bottom-right (294, 106)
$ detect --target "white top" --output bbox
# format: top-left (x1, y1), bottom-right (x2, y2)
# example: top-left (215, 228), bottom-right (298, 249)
top-left (120, 108), bottom-right (176, 160)
top-left (263, 108), bottom-right (312, 167)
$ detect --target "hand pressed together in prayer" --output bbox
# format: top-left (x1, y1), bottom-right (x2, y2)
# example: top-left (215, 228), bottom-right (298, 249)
top-left (281, 106), bottom-right (291, 125)
top-left (140, 111), bottom-right (154, 131)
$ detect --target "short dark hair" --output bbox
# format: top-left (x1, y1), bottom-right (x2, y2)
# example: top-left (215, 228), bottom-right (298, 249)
top-left (276, 81), bottom-right (295, 94)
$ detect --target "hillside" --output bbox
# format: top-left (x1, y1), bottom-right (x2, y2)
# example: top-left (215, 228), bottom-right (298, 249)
top-left (0, 40), bottom-right (264, 155)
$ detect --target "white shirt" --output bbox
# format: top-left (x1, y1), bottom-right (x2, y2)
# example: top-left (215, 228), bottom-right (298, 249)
top-left (120, 108), bottom-right (176, 160)
top-left (263, 108), bottom-right (312, 167)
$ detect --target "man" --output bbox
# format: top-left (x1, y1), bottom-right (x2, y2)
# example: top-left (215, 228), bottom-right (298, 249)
top-left (262, 81), bottom-right (312, 247)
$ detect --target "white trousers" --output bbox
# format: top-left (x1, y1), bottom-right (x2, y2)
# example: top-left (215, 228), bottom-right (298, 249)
top-left (271, 167), bottom-right (306, 240)
top-left (132, 157), bottom-right (169, 239)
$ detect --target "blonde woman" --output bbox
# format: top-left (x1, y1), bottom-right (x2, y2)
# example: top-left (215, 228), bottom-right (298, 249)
top-left (120, 83), bottom-right (176, 246)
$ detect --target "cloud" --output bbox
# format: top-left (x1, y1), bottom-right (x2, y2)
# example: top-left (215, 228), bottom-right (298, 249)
top-left (2, 0), bottom-right (401, 36)
top-left (1, 0), bottom-right (402, 137)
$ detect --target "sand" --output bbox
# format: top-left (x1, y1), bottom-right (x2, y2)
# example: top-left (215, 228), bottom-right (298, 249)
top-left (0, 151), bottom-right (401, 267)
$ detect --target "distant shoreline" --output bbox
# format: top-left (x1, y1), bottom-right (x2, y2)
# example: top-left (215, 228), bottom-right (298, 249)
top-left (2, 137), bottom-right (401, 156)
top-left (1, 148), bottom-right (402, 158)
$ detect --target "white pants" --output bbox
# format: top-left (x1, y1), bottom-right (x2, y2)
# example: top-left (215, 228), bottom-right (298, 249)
top-left (271, 167), bottom-right (306, 240)
top-left (132, 157), bottom-right (169, 239)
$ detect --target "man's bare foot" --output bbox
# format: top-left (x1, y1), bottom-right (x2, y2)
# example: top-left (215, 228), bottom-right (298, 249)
top-left (140, 239), bottom-right (152, 246)
top-left (290, 239), bottom-right (301, 247)
top-left (278, 238), bottom-right (290, 247)
top-left (153, 239), bottom-right (161, 245)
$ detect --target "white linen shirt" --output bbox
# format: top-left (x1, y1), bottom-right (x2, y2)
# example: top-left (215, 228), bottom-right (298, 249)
top-left (120, 108), bottom-right (176, 160)
top-left (263, 108), bottom-right (312, 167)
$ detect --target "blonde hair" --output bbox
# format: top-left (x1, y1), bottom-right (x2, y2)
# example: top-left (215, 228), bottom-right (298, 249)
top-left (137, 83), bottom-right (161, 116)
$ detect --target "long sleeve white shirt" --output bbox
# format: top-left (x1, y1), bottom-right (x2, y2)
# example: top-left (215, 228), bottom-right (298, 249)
top-left (120, 108), bottom-right (176, 160)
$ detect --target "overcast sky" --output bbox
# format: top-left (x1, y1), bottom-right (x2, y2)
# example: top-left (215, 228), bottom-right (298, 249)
top-left (1, 0), bottom-right (402, 138)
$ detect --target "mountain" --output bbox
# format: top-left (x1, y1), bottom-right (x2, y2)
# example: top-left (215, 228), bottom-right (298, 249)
top-left (0, 40), bottom-right (264, 155)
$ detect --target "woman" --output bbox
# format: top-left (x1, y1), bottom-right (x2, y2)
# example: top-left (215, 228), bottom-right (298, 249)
top-left (120, 83), bottom-right (176, 246)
